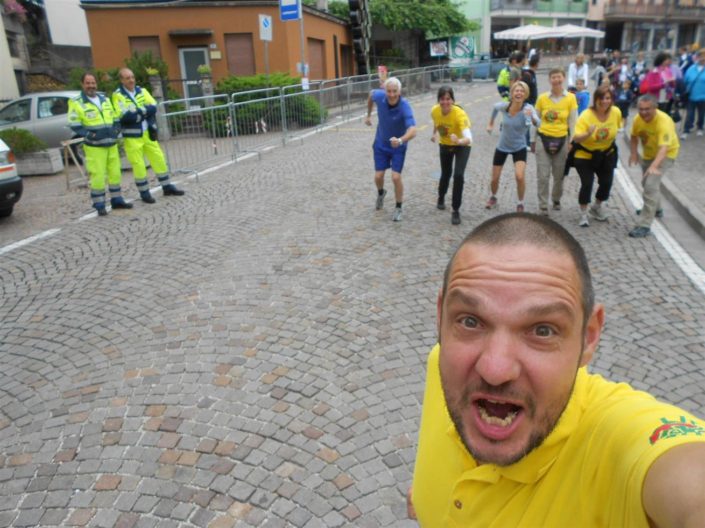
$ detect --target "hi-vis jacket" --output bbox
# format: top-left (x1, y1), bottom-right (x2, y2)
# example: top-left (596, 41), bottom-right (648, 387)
top-left (68, 92), bottom-right (119, 147)
top-left (111, 85), bottom-right (158, 138)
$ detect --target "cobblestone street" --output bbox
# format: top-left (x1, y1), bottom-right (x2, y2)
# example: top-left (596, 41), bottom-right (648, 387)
top-left (0, 79), bottom-right (704, 527)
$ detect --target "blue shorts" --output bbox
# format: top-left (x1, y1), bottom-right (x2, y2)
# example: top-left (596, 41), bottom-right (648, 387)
top-left (373, 142), bottom-right (407, 173)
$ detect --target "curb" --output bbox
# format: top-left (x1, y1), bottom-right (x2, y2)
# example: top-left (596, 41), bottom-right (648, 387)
top-left (661, 176), bottom-right (705, 241)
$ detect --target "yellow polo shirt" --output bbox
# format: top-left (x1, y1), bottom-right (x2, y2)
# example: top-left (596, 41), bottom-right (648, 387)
top-left (535, 91), bottom-right (577, 138)
top-left (630, 109), bottom-right (680, 161)
top-left (431, 104), bottom-right (471, 146)
top-left (412, 344), bottom-right (705, 527)
top-left (574, 106), bottom-right (622, 160)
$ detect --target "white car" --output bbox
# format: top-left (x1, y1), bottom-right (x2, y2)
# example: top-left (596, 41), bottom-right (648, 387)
top-left (0, 138), bottom-right (22, 217)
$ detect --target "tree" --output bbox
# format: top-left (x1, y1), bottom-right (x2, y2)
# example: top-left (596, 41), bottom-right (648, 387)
top-left (368, 0), bottom-right (477, 37)
top-left (67, 51), bottom-right (169, 95)
top-left (322, 0), bottom-right (477, 37)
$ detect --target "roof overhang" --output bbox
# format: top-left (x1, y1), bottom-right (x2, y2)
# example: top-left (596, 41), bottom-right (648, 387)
top-left (168, 29), bottom-right (214, 37)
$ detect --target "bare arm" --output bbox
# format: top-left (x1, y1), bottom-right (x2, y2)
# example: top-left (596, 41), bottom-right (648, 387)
top-left (401, 125), bottom-right (417, 143)
top-left (643, 443), bottom-right (705, 528)
top-left (407, 486), bottom-right (417, 520)
top-left (629, 135), bottom-right (639, 165)
top-left (567, 109), bottom-right (577, 138)
top-left (365, 92), bottom-right (374, 126)
top-left (646, 145), bottom-right (669, 176)
top-left (573, 124), bottom-right (597, 144)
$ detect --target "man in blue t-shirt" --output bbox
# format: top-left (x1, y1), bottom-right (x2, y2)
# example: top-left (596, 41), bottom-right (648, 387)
top-left (365, 77), bottom-right (417, 222)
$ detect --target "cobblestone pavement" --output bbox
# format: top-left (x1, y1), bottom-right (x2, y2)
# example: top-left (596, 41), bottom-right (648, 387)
top-left (0, 79), bottom-right (704, 527)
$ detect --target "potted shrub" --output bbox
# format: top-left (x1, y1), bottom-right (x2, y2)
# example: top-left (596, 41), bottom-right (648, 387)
top-left (0, 128), bottom-right (64, 176)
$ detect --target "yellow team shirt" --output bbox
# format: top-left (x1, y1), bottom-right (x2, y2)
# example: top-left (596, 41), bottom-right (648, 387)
top-left (412, 344), bottom-right (705, 528)
top-left (431, 104), bottom-right (471, 146)
top-left (535, 91), bottom-right (577, 138)
top-left (630, 109), bottom-right (680, 161)
top-left (574, 106), bottom-right (622, 160)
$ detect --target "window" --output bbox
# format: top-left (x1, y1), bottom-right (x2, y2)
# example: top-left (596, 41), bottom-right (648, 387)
top-left (37, 97), bottom-right (69, 119)
top-left (225, 33), bottom-right (255, 76)
top-left (128, 36), bottom-right (162, 59)
top-left (0, 99), bottom-right (31, 124)
top-left (6, 31), bottom-right (20, 58)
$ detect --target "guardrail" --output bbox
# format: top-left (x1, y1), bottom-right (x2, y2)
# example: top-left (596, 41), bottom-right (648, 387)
top-left (156, 62), bottom-right (506, 175)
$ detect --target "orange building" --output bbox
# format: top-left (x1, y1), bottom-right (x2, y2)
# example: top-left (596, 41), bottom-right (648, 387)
top-left (82, 0), bottom-right (354, 97)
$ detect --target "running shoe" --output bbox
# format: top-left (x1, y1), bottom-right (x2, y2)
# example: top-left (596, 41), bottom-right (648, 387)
top-left (376, 189), bottom-right (387, 210)
top-left (589, 204), bottom-right (608, 222)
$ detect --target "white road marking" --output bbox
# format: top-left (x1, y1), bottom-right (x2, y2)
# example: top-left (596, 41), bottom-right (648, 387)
top-left (0, 229), bottom-right (61, 256)
top-left (616, 162), bottom-right (705, 295)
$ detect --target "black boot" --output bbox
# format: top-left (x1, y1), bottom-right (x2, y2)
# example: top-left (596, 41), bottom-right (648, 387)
top-left (111, 197), bottom-right (133, 209)
top-left (162, 184), bottom-right (185, 196)
top-left (140, 191), bottom-right (156, 204)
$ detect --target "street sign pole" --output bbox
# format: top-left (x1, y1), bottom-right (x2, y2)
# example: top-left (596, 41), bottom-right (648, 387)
top-left (280, 0), bottom-right (306, 83)
top-left (259, 14), bottom-right (273, 84)
top-left (299, 13), bottom-right (306, 84)
top-left (265, 41), bottom-right (270, 82)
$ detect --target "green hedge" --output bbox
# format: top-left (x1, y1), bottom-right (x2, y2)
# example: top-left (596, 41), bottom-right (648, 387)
top-left (0, 128), bottom-right (47, 155)
top-left (211, 73), bottom-right (327, 136)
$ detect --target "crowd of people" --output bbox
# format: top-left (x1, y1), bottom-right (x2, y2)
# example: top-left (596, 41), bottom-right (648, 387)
top-left (399, 50), bottom-right (704, 528)
top-left (365, 46), bottom-right (695, 238)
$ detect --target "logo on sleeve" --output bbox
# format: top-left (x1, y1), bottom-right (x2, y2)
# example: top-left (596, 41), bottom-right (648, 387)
top-left (649, 416), bottom-right (705, 445)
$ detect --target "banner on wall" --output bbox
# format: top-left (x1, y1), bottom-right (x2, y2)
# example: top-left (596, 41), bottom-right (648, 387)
top-left (429, 40), bottom-right (449, 57)
top-left (450, 36), bottom-right (475, 60)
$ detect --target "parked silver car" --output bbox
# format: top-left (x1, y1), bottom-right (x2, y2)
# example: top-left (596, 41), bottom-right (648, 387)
top-left (0, 91), bottom-right (80, 148)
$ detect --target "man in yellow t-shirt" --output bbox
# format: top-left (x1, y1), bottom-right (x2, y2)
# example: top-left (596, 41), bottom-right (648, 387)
top-left (409, 214), bottom-right (705, 527)
top-left (628, 94), bottom-right (680, 238)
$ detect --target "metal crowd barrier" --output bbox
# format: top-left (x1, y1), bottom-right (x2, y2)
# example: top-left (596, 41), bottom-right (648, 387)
top-left (156, 62), bottom-right (504, 175)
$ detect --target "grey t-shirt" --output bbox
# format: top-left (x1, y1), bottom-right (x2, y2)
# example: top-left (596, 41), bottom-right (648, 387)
top-left (492, 102), bottom-right (540, 153)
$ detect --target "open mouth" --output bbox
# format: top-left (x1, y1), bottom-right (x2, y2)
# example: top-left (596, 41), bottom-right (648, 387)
top-left (476, 398), bottom-right (522, 427)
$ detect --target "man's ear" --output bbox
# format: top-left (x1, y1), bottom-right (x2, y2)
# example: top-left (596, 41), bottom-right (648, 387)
top-left (436, 288), bottom-right (444, 339)
top-left (580, 303), bottom-right (605, 367)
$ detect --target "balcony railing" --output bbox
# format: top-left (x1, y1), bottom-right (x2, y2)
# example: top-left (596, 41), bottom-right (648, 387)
top-left (536, 0), bottom-right (588, 13)
top-left (604, 0), bottom-right (705, 20)
top-left (491, 0), bottom-right (588, 12)
top-left (490, 0), bottom-right (537, 10)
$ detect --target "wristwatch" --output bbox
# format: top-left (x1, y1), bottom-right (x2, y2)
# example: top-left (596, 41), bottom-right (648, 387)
top-left (398, 138), bottom-right (404, 146)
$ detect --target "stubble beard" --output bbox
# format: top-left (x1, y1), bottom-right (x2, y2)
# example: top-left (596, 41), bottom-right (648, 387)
top-left (443, 376), bottom-right (576, 467)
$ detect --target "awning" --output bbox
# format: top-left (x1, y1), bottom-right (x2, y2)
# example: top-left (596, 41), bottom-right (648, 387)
top-left (168, 29), bottom-right (213, 37)
top-left (493, 25), bottom-right (555, 41)
top-left (547, 24), bottom-right (605, 39)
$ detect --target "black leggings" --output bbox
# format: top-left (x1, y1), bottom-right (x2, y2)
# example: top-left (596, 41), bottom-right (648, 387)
top-left (439, 144), bottom-right (471, 212)
top-left (574, 157), bottom-right (615, 205)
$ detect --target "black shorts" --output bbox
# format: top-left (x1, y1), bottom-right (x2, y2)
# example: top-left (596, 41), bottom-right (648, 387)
top-left (493, 148), bottom-right (527, 167)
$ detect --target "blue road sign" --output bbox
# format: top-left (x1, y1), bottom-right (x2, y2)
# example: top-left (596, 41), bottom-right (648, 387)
top-left (280, 0), bottom-right (301, 21)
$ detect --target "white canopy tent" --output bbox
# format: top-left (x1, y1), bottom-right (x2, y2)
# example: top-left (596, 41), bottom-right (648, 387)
top-left (493, 23), bottom-right (605, 41)
top-left (493, 24), bottom-right (555, 41)
top-left (548, 24), bottom-right (605, 39)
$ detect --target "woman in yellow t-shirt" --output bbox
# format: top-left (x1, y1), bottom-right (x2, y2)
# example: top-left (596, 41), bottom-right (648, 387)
top-left (534, 68), bottom-right (578, 214)
top-left (572, 85), bottom-right (621, 227)
top-left (431, 86), bottom-right (472, 225)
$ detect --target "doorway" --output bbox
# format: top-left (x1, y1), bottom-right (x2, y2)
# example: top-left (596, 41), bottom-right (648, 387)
top-left (179, 47), bottom-right (209, 105)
